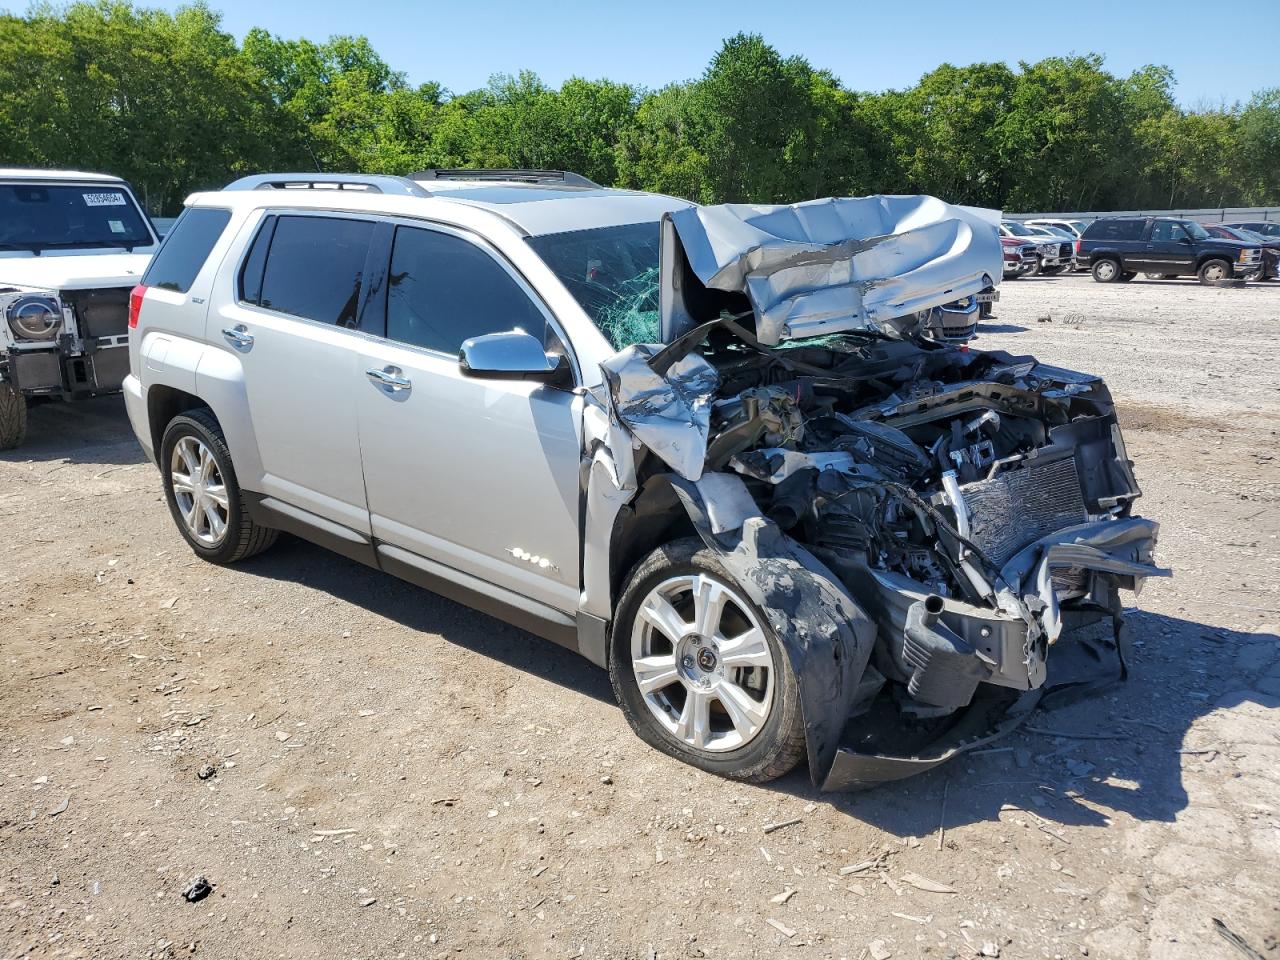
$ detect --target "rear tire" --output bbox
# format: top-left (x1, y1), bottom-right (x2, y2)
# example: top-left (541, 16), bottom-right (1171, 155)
top-left (0, 384), bottom-right (27, 450)
top-left (609, 538), bottom-right (806, 783)
top-left (160, 408), bottom-right (278, 564)
top-left (1197, 259), bottom-right (1231, 284)
top-left (1091, 258), bottom-right (1122, 283)
top-left (1024, 257), bottom-right (1042, 277)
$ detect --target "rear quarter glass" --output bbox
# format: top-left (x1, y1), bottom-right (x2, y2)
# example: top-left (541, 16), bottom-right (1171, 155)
top-left (142, 207), bottom-right (232, 294)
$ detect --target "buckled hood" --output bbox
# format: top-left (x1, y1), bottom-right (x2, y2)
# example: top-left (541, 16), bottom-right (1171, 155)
top-left (660, 195), bottom-right (1003, 345)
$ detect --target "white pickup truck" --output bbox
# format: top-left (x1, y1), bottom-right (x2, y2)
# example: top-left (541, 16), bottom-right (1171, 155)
top-left (0, 169), bottom-right (159, 448)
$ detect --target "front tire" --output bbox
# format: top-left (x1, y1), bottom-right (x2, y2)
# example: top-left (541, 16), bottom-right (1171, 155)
top-left (160, 409), bottom-right (277, 564)
top-left (1198, 259), bottom-right (1231, 284)
top-left (1092, 258), bottom-right (1122, 283)
top-left (0, 384), bottom-right (27, 450)
top-left (609, 539), bottom-right (806, 783)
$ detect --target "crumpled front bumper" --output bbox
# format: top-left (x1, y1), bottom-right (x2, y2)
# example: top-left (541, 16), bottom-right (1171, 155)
top-left (821, 516), bottom-right (1168, 790)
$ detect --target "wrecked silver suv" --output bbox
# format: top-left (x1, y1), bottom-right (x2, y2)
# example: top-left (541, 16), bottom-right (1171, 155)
top-left (129, 174), bottom-right (1165, 790)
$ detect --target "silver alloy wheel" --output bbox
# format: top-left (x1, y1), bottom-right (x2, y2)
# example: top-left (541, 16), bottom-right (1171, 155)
top-left (1202, 261), bottom-right (1228, 282)
top-left (170, 436), bottom-right (230, 546)
top-left (630, 573), bottom-right (776, 753)
top-left (1095, 260), bottom-right (1118, 281)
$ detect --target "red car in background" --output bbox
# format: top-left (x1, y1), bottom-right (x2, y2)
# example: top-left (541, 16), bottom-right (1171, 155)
top-left (1000, 235), bottom-right (1036, 278)
top-left (1207, 224), bottom-right (1279, 280)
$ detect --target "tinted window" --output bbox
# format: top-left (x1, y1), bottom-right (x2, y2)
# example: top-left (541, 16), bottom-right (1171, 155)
top-left (1150, 221), bottom-right (1180, 243)
top-left (142, 207), bottom-right (231, 293)
top-left (238, 215), bottom-right (275, 304)
top-left (258, 216), bottom-right (374, 327)
top-left (1085, 219), bottom-right (1144, 241)
top-left (385, 226), bottom-right (546, 354)
top-left (0, 182), bottom-right (154, 252)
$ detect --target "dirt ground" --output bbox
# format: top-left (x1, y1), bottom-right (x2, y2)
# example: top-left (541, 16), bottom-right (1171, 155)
top-left (2, 272), bottom-right (1278, 960)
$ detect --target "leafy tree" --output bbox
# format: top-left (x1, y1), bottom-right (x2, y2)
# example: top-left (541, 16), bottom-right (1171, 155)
top-left (2, 6), bottom-right (1278, 213)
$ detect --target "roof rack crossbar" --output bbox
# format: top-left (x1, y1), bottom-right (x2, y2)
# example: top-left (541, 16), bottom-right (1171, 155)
top-left (409, 168), bottom-right (600, 188)
top-left (224, 173), bottom-right (431, 198)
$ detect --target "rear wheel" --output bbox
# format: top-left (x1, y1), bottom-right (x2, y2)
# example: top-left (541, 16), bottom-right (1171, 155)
top-left (160, 408), bottom-right (278, 564)
top-left (1023, 257), bottom-right (1042, 277)
top-left (1091, 258), bottom-right (1122, 283)
top-left (610, 539), bottom-right (806, 783)
top-left (0, 384), bottom-right (27, 450)
top-left (1198, 259), bottom-right (1231, 284)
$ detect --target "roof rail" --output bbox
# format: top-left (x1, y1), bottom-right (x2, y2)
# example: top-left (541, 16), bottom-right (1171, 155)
top-left (223, 173), bottom-right (431, 197)
top-left (409, 168), bottom-right (600, 188)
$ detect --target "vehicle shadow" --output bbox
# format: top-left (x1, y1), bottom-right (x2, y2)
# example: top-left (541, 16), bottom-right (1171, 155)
top-left (977, 323), bottom-right (1029, 334)
top-left (235, 532), bottom-right (1262, 833)
top-left (236, 534), bottom-right (616, 705)
top-left (0, 394), bottom-right (146, 466)
top-left (760, 610), bottom-right (1271, 832)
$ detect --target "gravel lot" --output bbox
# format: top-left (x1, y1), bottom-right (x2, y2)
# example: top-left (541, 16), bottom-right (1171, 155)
top-left (2, 272), bottom-right (1277, 960)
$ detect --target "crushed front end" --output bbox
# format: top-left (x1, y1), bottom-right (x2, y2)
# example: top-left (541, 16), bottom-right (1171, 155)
top-left (591, 196), bottom-right (1168, 789)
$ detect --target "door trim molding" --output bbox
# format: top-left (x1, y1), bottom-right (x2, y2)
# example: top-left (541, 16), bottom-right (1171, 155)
top-left (242, 492), bottom-right (582, 653)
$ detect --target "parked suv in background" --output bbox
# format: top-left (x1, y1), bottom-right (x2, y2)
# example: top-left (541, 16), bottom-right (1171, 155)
top-left (127, 171), bottom-right (1162, 791)
top-left (0, 169), bottom-right (159, 448)
top-left (1079, 216), bottom-right (1263, 284)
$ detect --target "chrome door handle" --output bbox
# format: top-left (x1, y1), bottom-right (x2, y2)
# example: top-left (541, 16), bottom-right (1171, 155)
top-left (366, 366), bottom-right (412, 391)
top-left (222, 325), bottom-right (254, 349)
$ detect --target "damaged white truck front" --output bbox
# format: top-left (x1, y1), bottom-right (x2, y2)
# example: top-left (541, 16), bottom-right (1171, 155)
top-left (580, 196), bottom-right (1167, 790)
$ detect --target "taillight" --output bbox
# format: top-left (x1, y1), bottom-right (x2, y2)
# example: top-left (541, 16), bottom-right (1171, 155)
top-left (128, 284), bottom-right (146, 329)
top-left (1074, 239), bottom-right (1081, 256)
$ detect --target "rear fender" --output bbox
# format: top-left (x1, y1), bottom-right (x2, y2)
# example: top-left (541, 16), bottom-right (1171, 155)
top-left (666, 472), bottom-right (877, 786)
top-left (191, 343), bottom-right (264, 486)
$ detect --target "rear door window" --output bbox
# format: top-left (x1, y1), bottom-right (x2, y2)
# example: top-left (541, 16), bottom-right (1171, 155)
top-left (1086, 219), bottom-right (1144, 242)
top-left (384, 225), bottom-right (547, 355)
top-left (255, 215), bottom-right (375, 328)
top-left (142, 207), bottom-right (231, 293)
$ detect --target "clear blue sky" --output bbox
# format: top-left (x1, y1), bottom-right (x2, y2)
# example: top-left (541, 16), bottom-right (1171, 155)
top-left (20, 0), bottom-right (1274, 106)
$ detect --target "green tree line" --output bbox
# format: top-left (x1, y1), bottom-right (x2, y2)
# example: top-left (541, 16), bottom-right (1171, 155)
top-left (2, 1), bottom-right (1277, 215)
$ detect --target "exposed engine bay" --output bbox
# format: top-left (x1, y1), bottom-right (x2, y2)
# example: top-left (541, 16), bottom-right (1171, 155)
top-left (586, 197), bottom-right (1168, 789)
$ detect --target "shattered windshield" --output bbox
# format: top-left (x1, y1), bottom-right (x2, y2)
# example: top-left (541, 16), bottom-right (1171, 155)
top-left (527, 221), bottom-right (661, 349)
top-left (0, 183), bottom-right (154, 251)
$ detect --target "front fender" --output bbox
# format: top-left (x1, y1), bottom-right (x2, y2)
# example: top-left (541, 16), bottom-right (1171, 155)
top-left (667, 472), bottom-right (876, 786)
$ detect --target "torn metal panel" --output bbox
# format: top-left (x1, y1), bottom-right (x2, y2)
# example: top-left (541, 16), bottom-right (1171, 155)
top-left (668, 474), bottom-right (877, 785)
top-left (663, 196), bottom-right (1004, 345)
top-left (599, 343), bottom-right (719, 480)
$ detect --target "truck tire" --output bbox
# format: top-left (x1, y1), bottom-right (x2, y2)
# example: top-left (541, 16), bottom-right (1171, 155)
top-left (0, 384), bottom-right (27, 450)
top-left (1024, 257), bottom-right (1042, 277)
top-left (1197, 259), bottom-right (1231, 284)
top-left (1091, 258), bottom-right (1122, 283)
top-left (610, 538), bottom-right (806, 784)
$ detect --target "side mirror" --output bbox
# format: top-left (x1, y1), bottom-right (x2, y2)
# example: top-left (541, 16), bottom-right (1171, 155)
top-left (459, 330), bottom-right (572, 386)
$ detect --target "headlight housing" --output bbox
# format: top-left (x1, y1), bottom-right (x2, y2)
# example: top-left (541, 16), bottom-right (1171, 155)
top-left (6, 294), bottom-right (64, 342)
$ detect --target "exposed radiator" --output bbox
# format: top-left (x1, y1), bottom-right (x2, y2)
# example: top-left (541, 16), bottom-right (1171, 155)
top-left (961, 456), bottom-right (1087, 567)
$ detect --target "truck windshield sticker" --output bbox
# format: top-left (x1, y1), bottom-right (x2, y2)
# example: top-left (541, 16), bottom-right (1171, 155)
top-left (83, 192), bottom-right (127, 207)
top-left (108, 219), bottom-right (126, 233)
